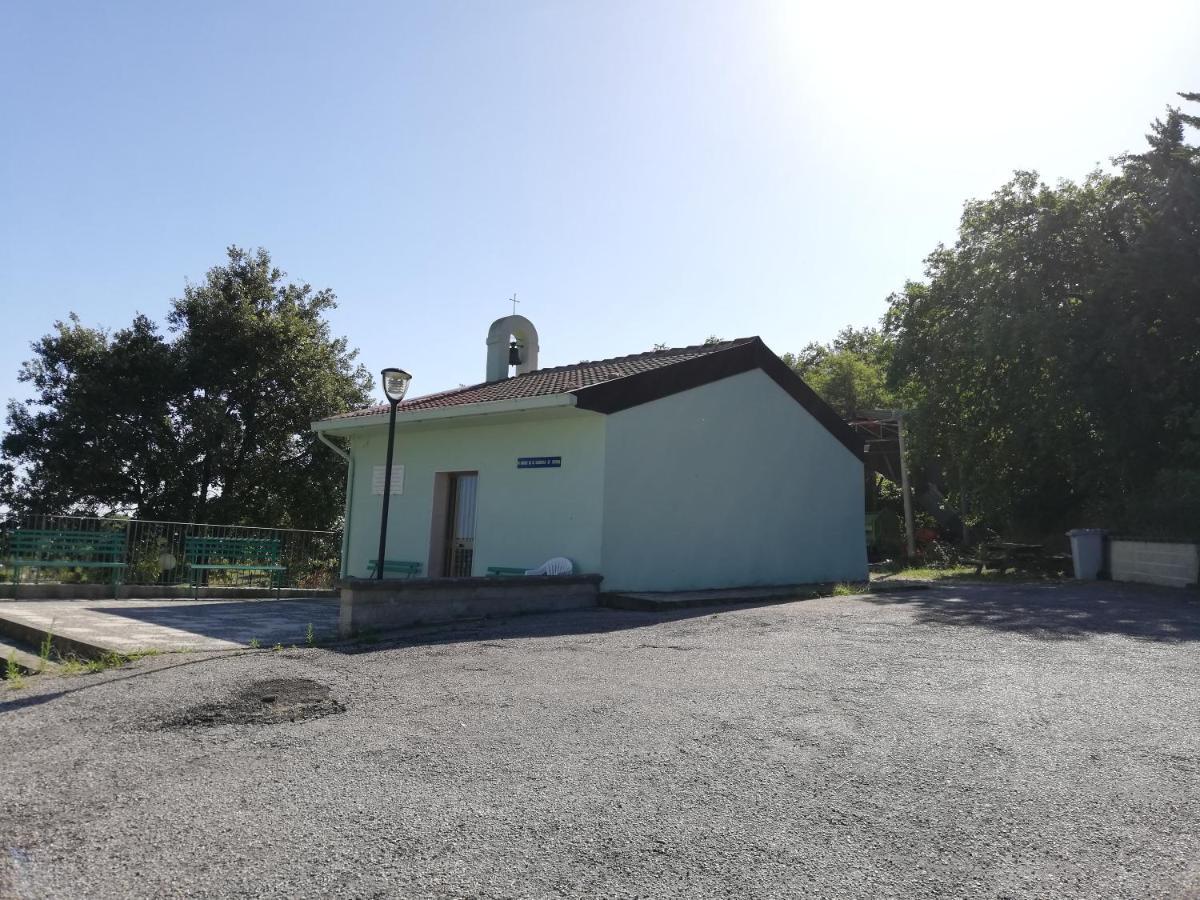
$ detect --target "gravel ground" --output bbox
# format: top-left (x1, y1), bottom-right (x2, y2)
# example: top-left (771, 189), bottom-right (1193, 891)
top-left (2, 581), bottom-right (1198, 899)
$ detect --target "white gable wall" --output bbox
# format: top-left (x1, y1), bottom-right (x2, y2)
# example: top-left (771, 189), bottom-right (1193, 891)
top-left (599, 368), bottom-right (866, 591)
top-left (343, 411), bottom-right (607, 579)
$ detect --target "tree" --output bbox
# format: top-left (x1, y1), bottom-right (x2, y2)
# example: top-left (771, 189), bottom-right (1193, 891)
top-left (884, 93), bottom-right (1200, 536)
top-left (2, 313), bottom-right (186, 518)
top-left (167, 247), bottom-right (372, 528)
top-left (784, 326), bottom-right (896, 419)
top-left (1, 247), bottom-right (372, 529)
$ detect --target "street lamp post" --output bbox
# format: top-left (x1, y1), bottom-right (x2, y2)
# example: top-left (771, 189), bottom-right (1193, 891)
top-left (375, 367), bottom-right (412, 579)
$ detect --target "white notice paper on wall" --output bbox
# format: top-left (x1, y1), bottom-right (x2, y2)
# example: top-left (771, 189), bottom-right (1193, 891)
top-left (372, 465), bottom-right (405, 495)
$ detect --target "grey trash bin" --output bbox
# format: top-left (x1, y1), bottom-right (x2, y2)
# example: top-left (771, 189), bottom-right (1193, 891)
top-left (1066, 528), bottom-right (1107, 579)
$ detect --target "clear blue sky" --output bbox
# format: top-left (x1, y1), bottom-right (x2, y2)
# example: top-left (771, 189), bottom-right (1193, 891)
top-left (3, 0), bottom-right (1198, 408)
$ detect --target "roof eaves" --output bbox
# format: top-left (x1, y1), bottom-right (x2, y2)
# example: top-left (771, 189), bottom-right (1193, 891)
top-left (572, 337), bottom-right (864, 459)
top-left (572, 339), bottom-right (763, 414)
top-left (312, 392), bottom-right (579, 433)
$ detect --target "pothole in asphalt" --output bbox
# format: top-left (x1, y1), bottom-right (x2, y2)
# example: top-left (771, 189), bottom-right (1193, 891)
top-left (161, 677), bottom-right (345, 728)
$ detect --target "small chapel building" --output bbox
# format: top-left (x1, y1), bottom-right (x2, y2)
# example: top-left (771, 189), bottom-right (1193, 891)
top-left (312, 315), bottom-right (867, 593)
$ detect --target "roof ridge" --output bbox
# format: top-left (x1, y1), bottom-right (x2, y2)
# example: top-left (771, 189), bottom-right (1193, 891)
top-left (397, 337), bottom-right (756, 403)
top-left (512, 336), bottom-right (757, 377)
top-left (325, 336), bottom-right (761, 420)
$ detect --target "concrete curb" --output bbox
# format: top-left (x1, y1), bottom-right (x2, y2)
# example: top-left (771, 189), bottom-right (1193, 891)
top-left (0, 585), bottom-right (338, 601)
top-left (0, 611), bottom-right (116, 661)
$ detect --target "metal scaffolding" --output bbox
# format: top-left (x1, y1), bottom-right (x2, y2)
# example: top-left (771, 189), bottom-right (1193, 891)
top-left (849, 410), bottom-right (916, 558)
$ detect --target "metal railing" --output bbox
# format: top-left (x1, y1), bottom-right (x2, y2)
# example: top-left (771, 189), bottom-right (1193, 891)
top-left (0, 514), bottom-right (341, 590)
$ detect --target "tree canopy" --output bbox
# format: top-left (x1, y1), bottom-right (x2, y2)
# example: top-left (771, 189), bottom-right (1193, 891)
top-left (801, 91), bottom-right (1200, 538)
top-left (783, 327), bottom-right (897, 420)
top-left (1, 247), bottom-right (372, 529)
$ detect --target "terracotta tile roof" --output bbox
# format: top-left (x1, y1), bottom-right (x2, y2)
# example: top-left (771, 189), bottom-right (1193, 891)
top-left (325, 338), bottom-right (758, 420)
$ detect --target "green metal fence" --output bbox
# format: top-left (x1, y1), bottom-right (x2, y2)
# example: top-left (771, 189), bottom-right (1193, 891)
top-left (0, 514), bottom-right (341, 590)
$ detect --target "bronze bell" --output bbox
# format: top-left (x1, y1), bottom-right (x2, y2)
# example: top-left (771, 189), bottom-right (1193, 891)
top-left (508, 340), bottom-right (522, 366)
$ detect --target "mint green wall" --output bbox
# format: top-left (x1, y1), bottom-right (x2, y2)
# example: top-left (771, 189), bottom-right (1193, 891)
top-left (337, 369), bottom-right (865, 590)
top-left (344, 411), bottom-right (606, 578)
top-left (599, 369), bottom-right (866, 591)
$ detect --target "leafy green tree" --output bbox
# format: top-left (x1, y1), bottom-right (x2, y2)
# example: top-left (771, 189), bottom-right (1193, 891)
top-left (885, 93), bottom-right (1200, 536)
top-left (168, 247), bottom-right (372, 527)
top-left (784, 326), bottom-right (896, 419)
top-left (1, 247), bottom-right (372, 529)
top-left (2, 314), bottom-right (185, 518)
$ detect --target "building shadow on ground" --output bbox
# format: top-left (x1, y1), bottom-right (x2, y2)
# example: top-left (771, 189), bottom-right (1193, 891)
top-left (0, 652), bottom-right (260, 715)
top-left (8, 583), bottom-right (1195, 714)
top-left (80, 594), bottom-right (806, 653)
top-left (865, 581), bottom-right (1200, 642)
top-left (0, 602), bottom-right (791, 713)
top-left (88, 598), bottom-right (340, 644)
top-left (329, 601), bottom-right (788, 655)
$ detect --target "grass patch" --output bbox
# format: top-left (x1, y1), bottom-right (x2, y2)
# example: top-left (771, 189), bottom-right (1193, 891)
top-left (83, 650), bottom-right (156, 674)
top-left (57, 649), bottom-right (161, 676)
top-left (58, 657), bottom-right (88, 676)
top-left (874, 565), bottom-right (1068, 583)
top-left (37, 620), bottom-right (55, 674)
top-left (875, 565), bottom-right (979, 581)
top-left (5, 652), bottom-right (25, 689)
top-left (831, 582), bottom-right (869, 596)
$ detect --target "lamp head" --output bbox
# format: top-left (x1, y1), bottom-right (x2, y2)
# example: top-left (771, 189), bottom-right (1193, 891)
top-left (381, 368), bottom-right (412, 404)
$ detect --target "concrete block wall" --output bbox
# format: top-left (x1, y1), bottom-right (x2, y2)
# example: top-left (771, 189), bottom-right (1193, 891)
top-left (1109, 539), bottom-right (1199, 589)
top-left (338, 574), bottom-right (603, 637)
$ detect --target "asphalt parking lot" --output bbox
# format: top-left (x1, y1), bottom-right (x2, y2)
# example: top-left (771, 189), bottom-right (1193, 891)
top-left (2, 581), bottom-right (1198, 899)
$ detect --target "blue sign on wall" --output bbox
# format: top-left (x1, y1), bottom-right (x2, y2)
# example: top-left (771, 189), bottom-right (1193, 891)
top-left (517, 456), bottom-right (562, 469)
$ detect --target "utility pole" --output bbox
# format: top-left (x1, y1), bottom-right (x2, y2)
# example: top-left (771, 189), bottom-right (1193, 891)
top-left (897, 413), bottom-right (917, 558)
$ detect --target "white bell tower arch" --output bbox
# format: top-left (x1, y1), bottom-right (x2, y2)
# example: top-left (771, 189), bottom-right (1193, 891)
top-left (486, 314), bottom-right (540, 382)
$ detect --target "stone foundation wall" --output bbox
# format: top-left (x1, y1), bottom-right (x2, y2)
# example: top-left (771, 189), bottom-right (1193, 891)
top-left (337, 574), bottom-right (603, 637)
top-left (1109, 539), bottom-right (1199, 589)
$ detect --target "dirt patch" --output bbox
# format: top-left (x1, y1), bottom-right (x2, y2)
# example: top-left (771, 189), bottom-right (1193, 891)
top-left (161, 677), bottom-right (344, 728)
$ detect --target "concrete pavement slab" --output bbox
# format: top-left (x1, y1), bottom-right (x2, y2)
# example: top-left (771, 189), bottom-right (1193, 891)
top-left (0, 597), bottom-right (339, 654)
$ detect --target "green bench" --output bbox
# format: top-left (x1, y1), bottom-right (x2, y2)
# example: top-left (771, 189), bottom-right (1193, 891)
top-left (5, 528), bottom-right (128, 597)
top-left (367, 559), bottom-right (423, 579)
top-left (486, 566), bottom-right (528, 576)
top-left (184, 536), bottom-right (285, 599)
